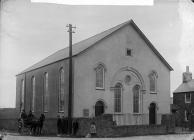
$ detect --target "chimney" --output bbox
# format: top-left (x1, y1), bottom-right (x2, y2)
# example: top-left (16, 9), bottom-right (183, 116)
top-left (183, 66), bottom-right (192, 83)
top-left (186, 66), bottom-right (189, 73)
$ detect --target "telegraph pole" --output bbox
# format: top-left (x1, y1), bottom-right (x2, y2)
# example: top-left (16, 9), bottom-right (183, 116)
top-left (66, 24), bottom-right (75, 135)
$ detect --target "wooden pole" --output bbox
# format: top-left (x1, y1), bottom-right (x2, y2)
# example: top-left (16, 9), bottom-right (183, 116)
top-left (67, 24), bottom-right (75, 135)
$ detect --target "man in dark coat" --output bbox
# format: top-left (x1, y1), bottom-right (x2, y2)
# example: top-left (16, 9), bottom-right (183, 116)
top-left (62, 116), bottom-right (68, 135)
top-left (20, 109), bottom-right (27, 120)
top-left (73, 120), bottom-right (79, 135)
top-left (20, 109), bottom-right (27, 127)
top-left (61, 116), bottom-right (65, 135)
top-left (57, 115), bottom-right (62, 136)
top-left (27, 110), bottom-right (34, 121)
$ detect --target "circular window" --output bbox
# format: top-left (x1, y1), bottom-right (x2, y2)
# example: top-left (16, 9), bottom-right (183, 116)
top-left (125, 75), bottom-right (131, 85)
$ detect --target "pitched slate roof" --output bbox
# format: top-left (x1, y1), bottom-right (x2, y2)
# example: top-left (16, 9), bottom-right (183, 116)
top-left (18, 19), bottom-right (173, 75)
top-left (174, 79), bottom-right (194, 93)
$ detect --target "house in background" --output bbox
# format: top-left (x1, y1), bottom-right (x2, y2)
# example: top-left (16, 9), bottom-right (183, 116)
top-left (15, 19), bottom-right (173, 133)
top-left (173, 66), bottom-right (194, 127)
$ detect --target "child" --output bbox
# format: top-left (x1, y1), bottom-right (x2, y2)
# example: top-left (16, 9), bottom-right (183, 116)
top-left (90, 122), bottom-right (97, 137)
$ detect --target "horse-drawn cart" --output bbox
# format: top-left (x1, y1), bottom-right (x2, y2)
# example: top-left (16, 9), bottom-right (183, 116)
top-left (18, 114), bottom-right (45, 136)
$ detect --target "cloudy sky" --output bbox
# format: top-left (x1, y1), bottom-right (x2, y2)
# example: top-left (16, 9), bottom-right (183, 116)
top-left (1, 0), bottom-right (194, 108)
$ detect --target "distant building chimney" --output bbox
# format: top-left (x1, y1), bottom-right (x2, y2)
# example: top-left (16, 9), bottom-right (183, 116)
top-left (183, 66), bottom-right (192, 83)
top-left (186, 66), bottom-right (189, 73)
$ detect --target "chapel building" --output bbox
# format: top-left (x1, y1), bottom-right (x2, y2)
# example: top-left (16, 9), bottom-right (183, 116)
top-left (16, 19), bottom-right (173, 126)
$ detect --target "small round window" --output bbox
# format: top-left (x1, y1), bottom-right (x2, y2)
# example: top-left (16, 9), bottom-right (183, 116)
top-left (125, 75), bottom-right (131, 85)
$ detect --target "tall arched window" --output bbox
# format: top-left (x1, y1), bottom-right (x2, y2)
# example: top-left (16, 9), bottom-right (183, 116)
top-left (21, 79), bottom-right (25, 111)
top-left (59, 68), bottom-right (65, 112)
top-left (32, 76), bottom-right (36, 112)
top-left (149, 71), bottom-right (157, 93)
top-left (133, 85), bottom-right (140, 113)
top-left (114, 83), bottom-right (122, 113)
top-left (95, 64), bottom-right (105, 89)
top-left (43, 72), bottom-right (49, 112)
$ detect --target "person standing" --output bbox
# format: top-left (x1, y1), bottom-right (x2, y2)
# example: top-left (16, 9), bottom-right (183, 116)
top-left (73, 120), bottom-right (79, 136)
top-left (57, 115), bottom-right (62, 136)
top-left (27, 110), bottom-right (34, 121)
top-left (20, 109), bottom-right (27, 126)
top-left (20, 109), bottom-right (27, 120)
top-left (61, 116), bottom-right (65, 135)
top-left (63, 117), bottom-right (68, 135)
top-left (90, 122), bottom-right (97, 137)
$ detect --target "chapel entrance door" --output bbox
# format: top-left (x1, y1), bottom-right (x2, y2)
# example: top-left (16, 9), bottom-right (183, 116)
top-left (95, 101), bottom-right (104, 117)
top-left (149, 103), bottom-right (156, 125)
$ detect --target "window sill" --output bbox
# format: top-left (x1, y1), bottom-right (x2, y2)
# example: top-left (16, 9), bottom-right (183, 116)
top-left (58, 111), bottom-right (64, 113)
top-left (113, 112), bottom-right (123, 115)
top-left (133, 113), bottom-right (142, 115)
top-left (150, 92), bottom-right (157, 94)
top-left (96, 87), bottom-right (105, 90)
top-left (185, 102), bottom-right (191, 104)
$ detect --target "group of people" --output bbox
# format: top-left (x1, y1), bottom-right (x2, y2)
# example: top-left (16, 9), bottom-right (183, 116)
top-left (57, 115), bottom-right (68, 136)
top-left (56, 115), bottom-right (97, 138)
top-left (19, 109), bottom-right (35, 125)
top-left (56, 115), bottom-right (79, 136)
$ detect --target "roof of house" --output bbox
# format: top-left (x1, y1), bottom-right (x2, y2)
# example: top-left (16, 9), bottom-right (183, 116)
top-left (17, 19), bottom-right (173, 75)
top-left (174, 79), bottom-right (194, 93)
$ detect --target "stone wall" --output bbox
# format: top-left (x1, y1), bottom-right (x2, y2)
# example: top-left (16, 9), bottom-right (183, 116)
top-left (0, 119), bottom-right (18, 131)
top-left (161, 114), bottom-right (175, 133)
top-left (75, 114), bottom-right (174, 137)
top-left (0, 108), bottom-right (17, 131)
top-left (75, 114), bottom-right (115, 137)
top-left (111, 125), bottom-right (167, 137)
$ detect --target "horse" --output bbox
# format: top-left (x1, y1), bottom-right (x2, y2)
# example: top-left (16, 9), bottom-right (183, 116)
top-left (30, 114), bottom-right (45, 135)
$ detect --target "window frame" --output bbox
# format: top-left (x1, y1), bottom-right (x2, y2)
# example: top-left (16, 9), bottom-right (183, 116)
top-left (133, 84), bottom-right (141, 114)
top-left (43, 72), bottom-right (49, 113)
top-left (31, 76), bottom-right (36, 112)
top-left (114, 83), bottom-right (122, 114)
top-left (185, 93), bottom-right (191, 103)
top-left (95, 64), bottom-right (105, 90)
top-left (125, 48), bottom-right (132, 56)
top-left (149, 71), bottom-right (158, 94)
top-left (20, 79), bottom-right (25, 111)
top-left (185, 110), bottom-right (189, 122)
top-left (58, 68), bottom-right (65, 113)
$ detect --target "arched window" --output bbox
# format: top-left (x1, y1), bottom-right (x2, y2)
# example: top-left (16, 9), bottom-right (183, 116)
top-left (43, 72), bottom-right (49, 112)
top-left (21, 79), bottom-right (25, 111)
top-left (59, 68), bottom-right (65, 112)
top-left (31, 76), bottom-right (36, 112)
top-left (133, 85), bottom-right (140, 113)
top-left (149, 71), bottom-right (157, 93)
top-left (114, 83), bottom-right (122, 113)
top-left (95, 64), bottom-right (105, 89)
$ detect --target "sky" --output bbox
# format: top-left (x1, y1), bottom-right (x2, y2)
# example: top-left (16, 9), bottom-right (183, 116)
top-left (0, 0), bottom-right (194, 108)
